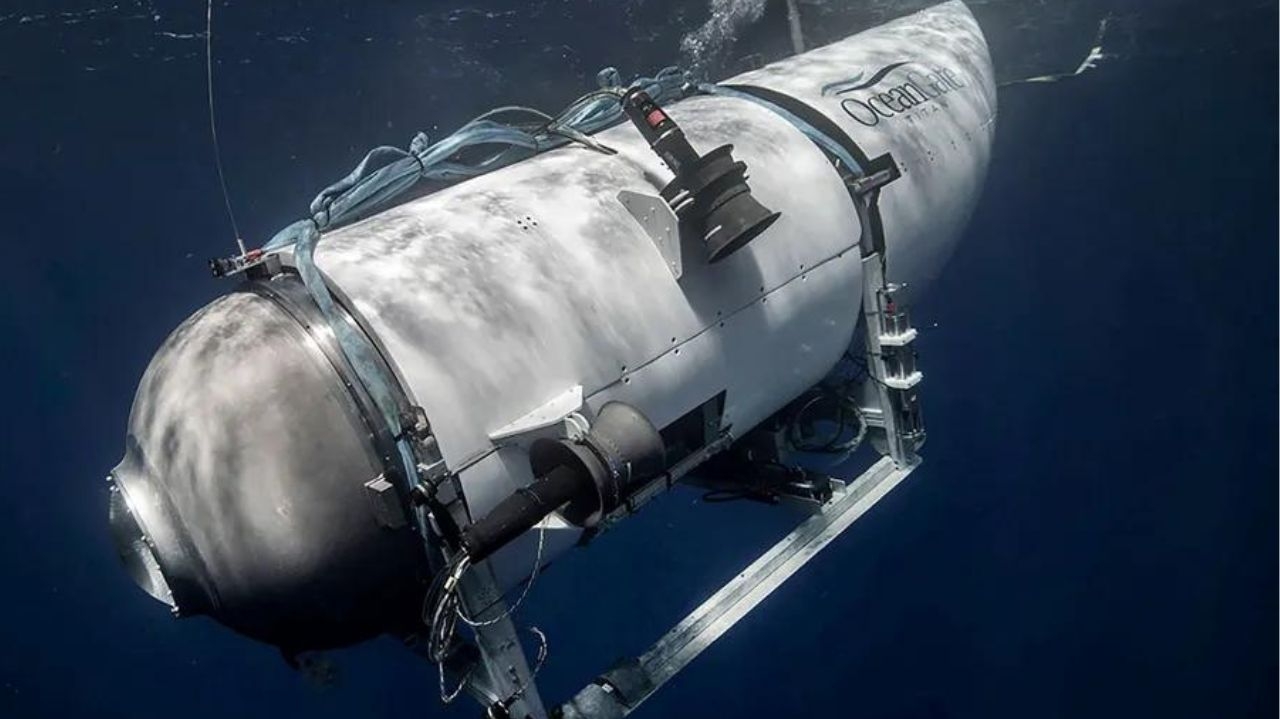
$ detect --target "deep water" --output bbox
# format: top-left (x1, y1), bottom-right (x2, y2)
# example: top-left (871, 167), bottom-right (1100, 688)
top-left (0, 1), bottom-right (1275, 718)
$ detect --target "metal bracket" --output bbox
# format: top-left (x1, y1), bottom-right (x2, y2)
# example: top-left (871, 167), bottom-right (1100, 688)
top-left (489, 385), bottom-right (585, 442)
top-left (363, 475), bottom-right (408, 529)
top-left (845, 167), bottom-right (896, 196)
top-left (859, 265), bottom-right (925, 464)
top-left (618, 190), bottom-right (682, 280)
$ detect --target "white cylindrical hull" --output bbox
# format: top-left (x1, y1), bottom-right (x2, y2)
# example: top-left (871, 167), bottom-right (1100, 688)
top-left (109, 0), bottom-right (996, 628)
top-left (312, 1), bottom-right (995, 583)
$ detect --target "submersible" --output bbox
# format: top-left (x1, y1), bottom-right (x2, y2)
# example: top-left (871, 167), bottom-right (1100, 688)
top-left (107, 2), bottom-right (995, 716)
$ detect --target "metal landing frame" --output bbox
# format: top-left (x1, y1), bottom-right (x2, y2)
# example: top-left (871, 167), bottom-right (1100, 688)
top-left (457, 161), bottom-right (925, 719)
top-left (557, 454), bottom-right (917, 719)
top-left (455, 451), bottom-right (919, 719)
top-left (552, 219), bottom-right (925, 716)
top-left (470, 292), bottom-right (921, 717)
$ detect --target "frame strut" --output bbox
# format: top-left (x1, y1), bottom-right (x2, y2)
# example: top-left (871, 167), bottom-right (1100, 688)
top-left (459, 563), bottom-right (549, 719)
top-left (558, 454), bottom-right (918, 719)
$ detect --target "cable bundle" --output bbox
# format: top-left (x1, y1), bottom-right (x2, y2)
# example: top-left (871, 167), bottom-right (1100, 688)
top-left (422, 524), bottom-right (549, 704)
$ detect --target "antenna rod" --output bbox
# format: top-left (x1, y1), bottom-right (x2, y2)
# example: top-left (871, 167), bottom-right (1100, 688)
top-left (206, 0), bottom-right (246, 255)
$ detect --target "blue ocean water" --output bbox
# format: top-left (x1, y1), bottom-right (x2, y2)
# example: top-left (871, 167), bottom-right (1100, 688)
top-left (0, 1), bottom-right (1274, 717)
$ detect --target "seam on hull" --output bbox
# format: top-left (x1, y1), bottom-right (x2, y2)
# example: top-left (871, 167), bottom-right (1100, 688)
top-left (586, 236), bottom-right (863, 404)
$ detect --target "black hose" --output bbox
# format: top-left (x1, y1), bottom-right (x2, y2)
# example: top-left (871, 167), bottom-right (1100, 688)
top-left (459, 464), bottom-right (584, 563)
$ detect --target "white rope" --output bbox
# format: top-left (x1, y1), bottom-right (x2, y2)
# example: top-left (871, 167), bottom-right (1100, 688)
top-left (427, 520), bottom-right (551, 703)
top-left (205, 0), bottom-right (244, 254)
top-left (457, 518), bottom-right (548, 627)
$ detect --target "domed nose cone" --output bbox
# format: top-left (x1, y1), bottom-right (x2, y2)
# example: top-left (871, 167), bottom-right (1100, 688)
top-left (109, 285), bottom-right (426, 650)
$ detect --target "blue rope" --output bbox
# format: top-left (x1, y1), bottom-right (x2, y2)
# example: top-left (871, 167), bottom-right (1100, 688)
top-left (261, 66), bottom-right (690, 256)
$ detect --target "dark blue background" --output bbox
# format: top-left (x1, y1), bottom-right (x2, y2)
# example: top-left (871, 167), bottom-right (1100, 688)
top-left (1, 1), bottom-right (1275, 717)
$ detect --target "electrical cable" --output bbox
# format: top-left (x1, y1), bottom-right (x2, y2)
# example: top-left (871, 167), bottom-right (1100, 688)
top-left (205, 0), bottom-right (244, 254)
top-left (786, 388), bottom-right (866, 455)
top-left (456, 518), bottom-right (547, 628)
top-left (438, 656), bottom-right (472, 705)
top-left (423, 520), bottom-right (550, 703)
